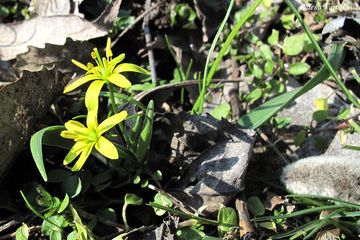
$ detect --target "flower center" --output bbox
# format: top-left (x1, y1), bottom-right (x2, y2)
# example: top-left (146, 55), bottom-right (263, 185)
top-left (88, 130), bottom-right (99, 142)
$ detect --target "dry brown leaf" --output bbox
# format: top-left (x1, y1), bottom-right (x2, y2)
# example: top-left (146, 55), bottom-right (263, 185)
top-left (265, 191), bottom-right (285, 211)
top-left (0, 67), bottom-right (69, 179)
top-left (161, 112), bottom-right (255, 215)
top-left (0, 0), bottom-right (122, 60)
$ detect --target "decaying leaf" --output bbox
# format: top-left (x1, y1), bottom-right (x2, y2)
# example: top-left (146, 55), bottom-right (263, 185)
top-left (151, 112), bottom-right (255, 215)
top-left (0, 67), bottom-right (68, 180)
top-left (0, 0), bottom-right (122, 60)
top-left (15, 38), bottom-right (94, 73)
top-left (29, 0), bottom-right (71, 17)
top-left (264, 191), bottom-right (285, 211)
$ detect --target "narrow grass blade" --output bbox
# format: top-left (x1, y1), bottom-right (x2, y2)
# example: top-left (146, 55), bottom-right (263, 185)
top-left (192, 0), bottom-right (263, 114)
top-left (254, 205), bottom-right (342, 222)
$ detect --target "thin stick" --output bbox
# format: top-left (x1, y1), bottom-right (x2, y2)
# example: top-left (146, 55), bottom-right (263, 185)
top-left (143, 0), bottom-right (157, 85)
top-left (111, 0), bottom-right (165, 47)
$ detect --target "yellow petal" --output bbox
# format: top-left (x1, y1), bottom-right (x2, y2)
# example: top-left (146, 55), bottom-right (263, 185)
top-left (107, 74), bottom-right (131, 89)
top-left (95, 136), bottom-right (118, 159)
top-left (71, 143), bottom-right (94, 171)
top-left (64, 120), bottom-right (92, 136)
top-left (85, 80), bottom-right (105, 112)
top-left (86, 110), bottom-right (99, 132)
top-left (63, 74), bottom-right (99, 93)
top-left (114, 63), bottom-right (150, 75)
top-left (97, 111), bottom-right (128, 135)
top-left (60, 130), bottom-right (78, 139)
top-left (106, 37), bottom-right (113, 58)
top-left (63, 141), bottom-right (87, 165)
top-left (108, 53), bottom-right (125, 70)
top-left (71, 59), bottom-right (89, 71)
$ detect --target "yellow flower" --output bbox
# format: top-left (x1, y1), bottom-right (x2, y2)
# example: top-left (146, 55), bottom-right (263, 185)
top-left (64, 37), bottom-right (149, 111)
top-left (60, 110), bottom-right (128, 171)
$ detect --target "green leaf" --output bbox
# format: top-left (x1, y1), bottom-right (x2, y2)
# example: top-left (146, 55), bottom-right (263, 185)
top-left (176, 228), bottom-right (205, 240)
top-left (130, 82), bottom-right (155, 91)
top-left (267, 29), bottom-right (279, 46)
top-left (262, 0), bottom-right (272, 8)
top-left (30, 126), bottom-right (66, 181)
top-left (280, 13), bottom-right (295, 30)
top-left (245, 88), bottom-right (263, 103)
top-left (264, 60), bottom-right (274, 74)
top-left (133, 175), bottom-right (141, 184)
top-left (16, 223), bottom-right (29, 240)
top-left (251, 64), bottom-right (263, 79)
top-left (210, 103), bottom-right (231, 120)
top-left (289, 62), bottom-right (311, 75)
top-left (282, 35), bottom-right (304, 56)
top-left (152, 170), bottom-right (163, 181)
top-left (41, 215), bottom-right (66, 236)
top-left (97, 208), bottom-right (117, 222)
top-left (124, 193), bottom-right (143, 206)
top-left (313, 110), bottom-right (328, 123)
top-left (302, 33), bottom-right (320, 52)
top-left (49, 230), bottom-right (62, 240)
top-left (136, 100), bottom-right (154, 161)
top-left (259, 44), bottom-right (273, 60)
top-left (57, 194), bottom-right (69, 214)
top-left (294, 129), bottom-right (306, 146)
top-left (274, 117), bottom-right (291, 129)
top-left (48, 169), bottom-right (72, 183)
top-left (66, 231), bottom-right (78, 240)
top-left (259, 221), bottom-right (277, 231)
top-left (238, 44), bottom-right (344, 129)
top-left (152, 192), bottom-right (173, 216)
top-left (92, 170), bottom-right (114, 187)
top-left (61, 175), bottom-right (82, 198)
top-left (217, 207), bottom-right (238, 236)
top-left (69, 204), bottom-right (88, 240)
top-left (247, 196), bottom-right (265, 216)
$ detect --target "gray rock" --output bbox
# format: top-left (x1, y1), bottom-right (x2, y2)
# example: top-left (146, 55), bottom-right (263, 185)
top-left (279, 83), bottom-right (337, 127)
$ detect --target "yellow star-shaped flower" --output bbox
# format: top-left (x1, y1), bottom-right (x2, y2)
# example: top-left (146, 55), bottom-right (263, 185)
top-left (64, 37), bottom-right (149, 111)
top-left (60, 110), bottom-right (127, 171)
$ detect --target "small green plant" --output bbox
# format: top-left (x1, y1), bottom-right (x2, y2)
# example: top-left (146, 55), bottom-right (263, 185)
top-left (254, 194), bottom-right (360, 239)
top-left (16, 183), bottom-right (93, 240)
top-left (170, 3), bottom-right (197, 29)
top-left (22, 38), bottom-right (155, 239)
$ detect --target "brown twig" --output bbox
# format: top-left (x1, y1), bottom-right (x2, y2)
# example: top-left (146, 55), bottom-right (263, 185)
top-left (143, 0), bottom-right (157, 85)
top-left (258, 130), bottom-right (290, 165)
top-left (235, 197), bottom-right (256, 239)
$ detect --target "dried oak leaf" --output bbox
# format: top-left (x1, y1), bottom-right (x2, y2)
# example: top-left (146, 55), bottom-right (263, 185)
top-left (156, 112), bottom-right (256, 215)
top-left (0, 67), bottom-right (68, 180)
top-left (0, 0), bottom-right (122, 60)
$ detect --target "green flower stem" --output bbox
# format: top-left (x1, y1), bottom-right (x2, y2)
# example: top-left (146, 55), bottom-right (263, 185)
top-left (122, 203), bottom-right (130, 231)
top-left (106, 83), bottom-right (131, 147)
